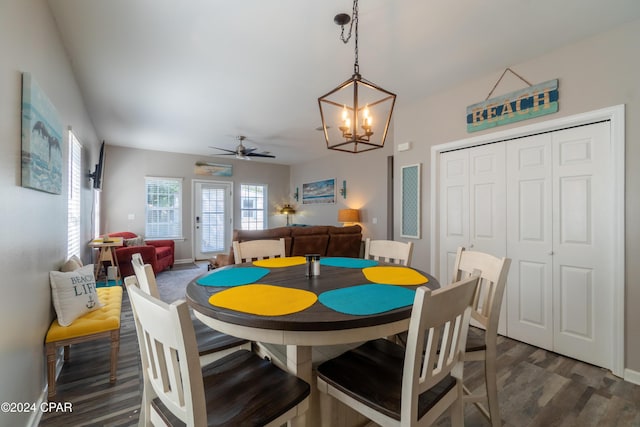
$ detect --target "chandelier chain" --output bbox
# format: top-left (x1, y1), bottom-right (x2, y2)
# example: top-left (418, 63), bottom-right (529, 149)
top-left (338, 0), bottom-right (360, 75)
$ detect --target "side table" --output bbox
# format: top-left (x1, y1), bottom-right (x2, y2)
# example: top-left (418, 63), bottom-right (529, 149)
top-left (89, 237), bottom-right (124, 282)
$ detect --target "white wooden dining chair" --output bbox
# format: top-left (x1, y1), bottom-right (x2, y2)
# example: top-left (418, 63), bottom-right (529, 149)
top-left (126, 284), bottom-right (310, 427)
top-left (129, 253), bottom-right (250, 367)
top-left (232, 238), bottom-right (286, 264)
top-left (316, 275), bottom-right (479, 427)
top-left (364, 238), bottom-right (414, 266)
top-left (451, 246), bottom-right (511, 427)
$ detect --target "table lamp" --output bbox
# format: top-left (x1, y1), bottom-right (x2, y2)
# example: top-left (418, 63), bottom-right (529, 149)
top-left (280, 204), bottom-right (296, 226)
top-left (338, 208), bottom-right (360, 225)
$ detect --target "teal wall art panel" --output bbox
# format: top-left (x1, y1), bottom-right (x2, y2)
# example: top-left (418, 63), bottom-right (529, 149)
top-left (401, 164), bottom-right (420, 238)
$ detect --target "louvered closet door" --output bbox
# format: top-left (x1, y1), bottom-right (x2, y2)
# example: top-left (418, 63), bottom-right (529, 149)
top-left (551, 122), bottom-right (612, 368)
top-left (506, 134), bottom-right (554, 350)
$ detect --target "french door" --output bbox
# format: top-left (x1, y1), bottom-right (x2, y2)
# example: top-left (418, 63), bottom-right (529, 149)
top-left (193, 181), bottom-right (232, 260)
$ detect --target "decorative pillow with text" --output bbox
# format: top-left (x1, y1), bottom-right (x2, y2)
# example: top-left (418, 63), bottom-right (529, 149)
top-left (49, 264), bottom-right (103, 326)
top-left (59, 255), bottom-right (83, 272)
top-left (124, 236), bottom-right (145, 247)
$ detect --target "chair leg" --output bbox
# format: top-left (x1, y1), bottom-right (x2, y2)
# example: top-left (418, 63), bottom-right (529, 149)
top-left (485, 356), bottom-right (501, 427)
top-left (46, 343), bottom-right (57, 400)
top-left (110, 330), bottom-right (120, 383)
top-left (318, 388), bottom-right (334, 427)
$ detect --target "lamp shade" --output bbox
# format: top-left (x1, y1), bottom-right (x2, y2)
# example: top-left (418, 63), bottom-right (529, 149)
top-left (338, 208), bottom-right (360, 223)
top-left (280, 204), bottom-right (296, 215)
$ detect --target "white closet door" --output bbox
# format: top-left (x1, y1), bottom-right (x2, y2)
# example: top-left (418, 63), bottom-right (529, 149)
top-left (506, 134), bottom-right (554, 349)
top-left (469, 144), bottom-right (507, 333)
top-left (469, 144), bottom-right (506, 256)
top-left (440, 144), bottom-right (507, 333)
top-left (439, 149), bottom-right (469, 285)
top-left (551, 122), bottom-right (612, 367)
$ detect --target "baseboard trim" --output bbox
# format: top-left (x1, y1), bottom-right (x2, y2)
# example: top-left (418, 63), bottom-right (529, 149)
top-left (174, 258), bottom-right (195, 264)
top-left (624, 368), bottom-right (640, 386)
top-left (29, 351), bottom-right (63, 427)
top-left (26, 389), bottom-right (46, 427)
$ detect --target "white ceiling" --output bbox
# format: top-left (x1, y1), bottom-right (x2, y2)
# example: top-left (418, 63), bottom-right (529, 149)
top-left (48, 0), bottom-right (640, 165)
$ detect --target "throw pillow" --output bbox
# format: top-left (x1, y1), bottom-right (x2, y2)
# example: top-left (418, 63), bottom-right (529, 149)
top-left (124, 235), bottom-right (145, 247)
top-left (59, 255), bottom-right (83, 272)
top-left (49, 264), bottom-right (103, 326)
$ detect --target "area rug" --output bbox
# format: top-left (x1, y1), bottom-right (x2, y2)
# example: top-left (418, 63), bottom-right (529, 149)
top-left (155, 262), bottom-right (209, 303)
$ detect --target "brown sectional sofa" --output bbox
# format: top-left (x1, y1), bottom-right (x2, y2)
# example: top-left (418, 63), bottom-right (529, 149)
top-left (214, 225), bottom-right (363, 267)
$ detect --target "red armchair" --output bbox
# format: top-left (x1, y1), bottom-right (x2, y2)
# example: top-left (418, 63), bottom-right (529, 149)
top-left (107, 232), bottom-right (174, 278)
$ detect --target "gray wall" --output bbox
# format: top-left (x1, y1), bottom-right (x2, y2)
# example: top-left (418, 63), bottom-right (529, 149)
top-left (393, 20), bottom-right (640, 374)
top-left (0, 0), bottom-right (100, 425)
top-left (289, 141), bottom-right (394, 241)
top-left (102, 145), bottom-right (291, 261)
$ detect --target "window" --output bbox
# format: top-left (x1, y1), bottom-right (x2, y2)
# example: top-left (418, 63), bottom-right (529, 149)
top-left (145, 177), bottom-right (183, 239)
top-left (67, 131), bottom-right (82, 258)
top-left (240, 184), bottom-right (266, 230)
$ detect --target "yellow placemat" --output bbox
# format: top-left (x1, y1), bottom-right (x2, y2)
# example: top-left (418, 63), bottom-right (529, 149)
top-left (252, 256), bottom-right (307, 268)
top-left (362, 266), bottom-right (429, 286)
top-left (209, 284), bottom-right (317, 316)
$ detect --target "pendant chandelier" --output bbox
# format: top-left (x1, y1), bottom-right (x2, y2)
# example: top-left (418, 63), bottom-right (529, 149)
top-left (318, 0), bottom-right (396, 154)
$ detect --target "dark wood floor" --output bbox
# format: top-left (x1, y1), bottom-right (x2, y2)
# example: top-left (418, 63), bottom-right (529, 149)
top-left (40, 285), bottom-right (640, 426)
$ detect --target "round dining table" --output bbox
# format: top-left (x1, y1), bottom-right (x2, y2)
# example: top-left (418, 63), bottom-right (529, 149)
top-left (186, 257), bottom-right (439, 427)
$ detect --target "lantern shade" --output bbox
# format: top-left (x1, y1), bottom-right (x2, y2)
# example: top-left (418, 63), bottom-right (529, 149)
top-left (338, 208), bottom-right (360, 223)
top-left (319, 74), bottom-right (396, 153)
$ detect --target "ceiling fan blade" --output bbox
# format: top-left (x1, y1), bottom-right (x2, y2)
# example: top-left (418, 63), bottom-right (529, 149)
top-left (209, 146), bottom-right (237, 154)
top-left (247, 153), bottom-right (276, 158)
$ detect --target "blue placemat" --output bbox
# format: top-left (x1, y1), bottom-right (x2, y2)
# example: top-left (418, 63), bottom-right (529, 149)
top-left (319, 257), bottom-right (379, 268)
top-left (318, 284), bottom-right (415, 315)
top-left (196, 267), bottom-right (270, 287)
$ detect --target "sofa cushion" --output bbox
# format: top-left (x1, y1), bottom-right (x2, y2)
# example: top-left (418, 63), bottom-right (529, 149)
top-left (155, 246), bottom-right (173, 259)
top-left (290, 225), bottom-right (329, 255)
top-left (49, 264), bottom-right (103, 326)
top-left (109, 231), bottom-right (137, 240)
top-left (327, 225), bottom-right (363, 257)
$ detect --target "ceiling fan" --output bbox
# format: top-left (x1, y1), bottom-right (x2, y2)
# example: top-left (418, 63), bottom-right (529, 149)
top-left (209, 135), bottom-right (275, 160)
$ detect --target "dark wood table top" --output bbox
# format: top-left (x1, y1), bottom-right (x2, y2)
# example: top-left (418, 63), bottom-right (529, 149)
top-left (186, 261), bottom-right (440, 332)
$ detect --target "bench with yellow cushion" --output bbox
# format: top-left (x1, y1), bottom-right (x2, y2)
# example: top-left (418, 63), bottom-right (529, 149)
top-left (45, 286), bottom-right (123, 400)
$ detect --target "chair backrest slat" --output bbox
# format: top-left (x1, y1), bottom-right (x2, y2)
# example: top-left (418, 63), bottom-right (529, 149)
top-left (401, 275), bottom-right (479, 422)
top-left (131, 253), bottom-right (160, 298)
top-left (127, 285), bottom-right (206, 425)
top-left (364, 238), bottom-right (414, 266)
top-left (232, 238), bottom-right (286, 264)
top-left (451, 247), bottom-right (511, 333)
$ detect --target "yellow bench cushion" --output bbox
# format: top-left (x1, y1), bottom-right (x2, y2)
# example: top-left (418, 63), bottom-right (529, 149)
top-left (46, 287), bottom-right (123, 343)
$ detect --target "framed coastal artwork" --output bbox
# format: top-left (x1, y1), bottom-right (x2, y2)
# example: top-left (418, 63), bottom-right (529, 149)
top-left (401, 164), bottom-right (420, 238)
top-left (302, 178), bottom-right (336, 204)
top-left (194, 162), bottom-right (233, 177)
top-left (21, 73), bottom-right (63, 194)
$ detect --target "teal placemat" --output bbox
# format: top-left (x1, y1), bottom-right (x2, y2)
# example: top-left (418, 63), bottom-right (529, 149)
top-left (318, 284), bottom-right (415, 315)
top-left (319, 257), bottom-right (379, 268)
top-left (196, 267), bottom-right (270, 287)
